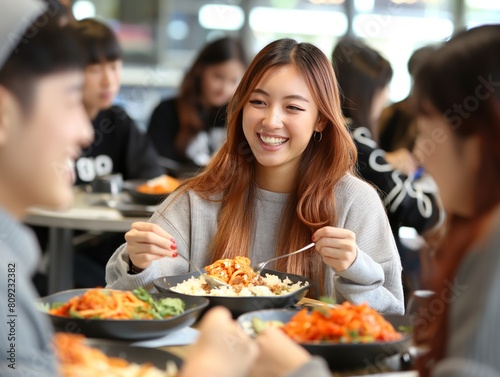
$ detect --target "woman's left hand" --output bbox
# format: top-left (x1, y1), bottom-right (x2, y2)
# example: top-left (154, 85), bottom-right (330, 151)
top-left (312, 226), bottom-right (357, 272)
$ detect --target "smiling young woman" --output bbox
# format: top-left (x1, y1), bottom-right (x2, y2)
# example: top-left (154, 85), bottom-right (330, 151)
top-left (106, 39), bottom-right (404, 315)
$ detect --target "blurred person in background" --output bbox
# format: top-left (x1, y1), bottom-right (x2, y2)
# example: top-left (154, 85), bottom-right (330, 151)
top-left (0, 1), bottom-right (93, 374)
top-left (72, 18), bottom-right (162, 185)
top-left (412, 24), bottom-right (500, 377)
top-left (377, 45), bottom-right (439, 153)
top-left (147, 37), bottom-right (247, 168)
top-left (332, 38), bottom-right (441, 295)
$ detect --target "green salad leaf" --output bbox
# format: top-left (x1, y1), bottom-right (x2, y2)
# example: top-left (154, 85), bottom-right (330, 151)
top-left (36, 302), bottom-right (50, 313)
top-left (132, 287), bottom-right (185, 320)
top-left (398, 325), bottom-right (413, 334)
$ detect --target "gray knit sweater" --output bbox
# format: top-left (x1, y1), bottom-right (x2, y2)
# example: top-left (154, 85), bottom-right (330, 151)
top-left (106, 174), bottom-right (404, 315)
top-left (0, 209), bottom-right (58, 377)
top-left (429, 208), bottom-right (500, 377)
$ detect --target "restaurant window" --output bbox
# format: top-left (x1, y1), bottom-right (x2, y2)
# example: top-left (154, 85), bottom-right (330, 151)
top-left (73, 0), bottom-right (160, 65)
top-left (353, 0), bottom-right (453, 101)
top-left (160, 1), bottom-right (244, 70)
top-left (246, 0), bottom-right (346, 56)
top-left (465, 0), bottom-right (500, 28)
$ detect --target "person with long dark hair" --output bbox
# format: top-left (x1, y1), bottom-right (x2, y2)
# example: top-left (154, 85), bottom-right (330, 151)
top-left (411, 24), bottom-right (500, 377)
top-left (147, 37), bottom-right (247, 167)
top-left (332, 38), bottom-right (442, 292)
top-left (107, 38), bottom-right (404, 315)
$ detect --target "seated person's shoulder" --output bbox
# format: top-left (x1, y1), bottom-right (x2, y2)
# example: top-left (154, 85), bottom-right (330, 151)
top-left (335, 174), bottom-right (382, 206)
top-left (93, 105), bottom-right (133, 128)
top-left (107, 105), bottom-right (132, 122)
top-left (155, 97), bottom-right (178, 112)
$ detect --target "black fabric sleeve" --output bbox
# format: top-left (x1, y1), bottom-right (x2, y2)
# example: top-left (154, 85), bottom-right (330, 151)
top-left (353, 126), bottom-right (440, 233)
top-left (120, 110), bottom-right (163, 180)
top-left (146, 98), bottom-right (182, 161)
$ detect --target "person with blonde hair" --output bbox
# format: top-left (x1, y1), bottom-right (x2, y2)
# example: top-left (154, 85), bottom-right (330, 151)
top-left (106, 38), bottom-right (404, 315)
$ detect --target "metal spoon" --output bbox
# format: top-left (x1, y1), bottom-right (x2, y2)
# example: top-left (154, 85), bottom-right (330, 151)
top-left (175, 252), bottom-right (230, 289)
top-left (252, 242), bottom-right (316, 276)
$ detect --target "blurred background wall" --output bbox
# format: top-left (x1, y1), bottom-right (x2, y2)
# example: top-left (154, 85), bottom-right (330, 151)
top-left (68, 0), bottom-right (500, 129)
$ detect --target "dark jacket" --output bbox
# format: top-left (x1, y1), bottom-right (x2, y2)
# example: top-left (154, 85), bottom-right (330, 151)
top-left (146, 97), bottom-right (227, 165)
top-left (75, 106), bottom-right (162, 184)
top-left (352, 125), bottom-right (440, 241)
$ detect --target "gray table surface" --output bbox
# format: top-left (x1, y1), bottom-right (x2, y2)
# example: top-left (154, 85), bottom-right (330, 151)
top-left (25, 190), bottom-right (153, 294)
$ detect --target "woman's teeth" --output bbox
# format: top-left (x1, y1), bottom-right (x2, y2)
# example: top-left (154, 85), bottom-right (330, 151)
top-left (259, 134), bottom-right (288, 146)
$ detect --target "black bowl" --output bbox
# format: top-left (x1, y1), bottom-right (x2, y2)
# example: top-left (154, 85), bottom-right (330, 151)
top-left (83, 339), bottom-right (183, 369)
top-left (39, 289), bottom-right (209, 340)
top-left (153, 269), bottom-right (311, 317)
top-left (123, 179), bottom-right (170, 206)
top-left (237, 309), bottom-right (411, 371)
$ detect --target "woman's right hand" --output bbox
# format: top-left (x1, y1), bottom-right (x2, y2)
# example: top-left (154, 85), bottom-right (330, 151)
top-left (125, 222), bottom-right (177, 269)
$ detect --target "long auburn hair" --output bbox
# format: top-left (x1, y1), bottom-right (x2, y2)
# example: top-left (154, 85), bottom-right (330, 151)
top-left (412, 25), bottom-right (500, 376)
top-left (173, 38), bottom-right (356, 296)
top-left (332, 37), bottom-right (393, 132)
top-left (175, 37), bottom-right (246, 158)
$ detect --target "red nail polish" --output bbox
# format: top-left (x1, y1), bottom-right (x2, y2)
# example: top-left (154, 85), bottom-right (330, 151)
top-left (171, 244), bottom-right (177, 250)
top-left (311, 235), bottom-right (315, 241)
top-left (170, 238), bottom-right (176, 244)
top-left (172, 252), bottom-right (178, 258)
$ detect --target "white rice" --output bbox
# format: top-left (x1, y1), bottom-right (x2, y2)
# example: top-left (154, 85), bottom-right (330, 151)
top-left (170, 273), bottom-right (308, 297)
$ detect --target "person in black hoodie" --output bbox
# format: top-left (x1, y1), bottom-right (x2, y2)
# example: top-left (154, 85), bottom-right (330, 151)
top-left (332, 38), bottom-right (442, 293)
top-left (69, 18), bottom-right (162, 287)
top-left (73, 18), bottom-right (162, 184)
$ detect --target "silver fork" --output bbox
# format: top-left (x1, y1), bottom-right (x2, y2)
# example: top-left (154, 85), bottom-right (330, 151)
top-left (175, 252), bottom-right (230, 289)
top-left (252, 242), bottom-right (316, 276)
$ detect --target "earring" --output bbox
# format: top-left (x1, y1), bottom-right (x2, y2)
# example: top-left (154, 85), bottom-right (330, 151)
top-left (313, 131), bottom-right (323, 143)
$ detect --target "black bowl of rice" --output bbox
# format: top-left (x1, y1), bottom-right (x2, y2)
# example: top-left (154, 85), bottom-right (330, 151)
top-left (153, 269), bottom-right (311, 317)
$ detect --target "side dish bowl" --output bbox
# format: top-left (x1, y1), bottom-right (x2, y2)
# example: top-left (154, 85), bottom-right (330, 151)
top-left (38, 289), bottom-right (209, 340)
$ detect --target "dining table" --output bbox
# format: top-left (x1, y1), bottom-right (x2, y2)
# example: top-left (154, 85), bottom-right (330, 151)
top-left (24, 187), bottom-right (156, 294)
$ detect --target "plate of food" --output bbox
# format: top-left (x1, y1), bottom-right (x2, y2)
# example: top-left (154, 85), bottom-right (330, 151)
top-left (237, 303), bottom-right (412, 370)
top-left (54, 333), bottom-right (182, 376)
top-left (153, 256), bottom-right (311, 316)
top-left (124, 175), bottom-right (181, 205)
top-left (38, 287), bottom-right (209, 340)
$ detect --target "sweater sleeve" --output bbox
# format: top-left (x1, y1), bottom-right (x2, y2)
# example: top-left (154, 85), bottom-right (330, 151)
top-left (434, 211), bottom-right (500, 375)
top-left (353, 126), bottom-right (440, 233)
top-left (334, 177), bottom-right (405, 315)
top-left (105, 191), bottom-right (193, 291)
